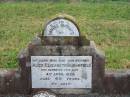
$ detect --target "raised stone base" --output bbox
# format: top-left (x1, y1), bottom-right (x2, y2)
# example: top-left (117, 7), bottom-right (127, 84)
top-left (0, 69), bottom-right (130, 95)
top-left (0, 36), bottom-right (129, 95)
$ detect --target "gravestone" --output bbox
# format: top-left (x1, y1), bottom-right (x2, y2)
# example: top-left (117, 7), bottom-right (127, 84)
top-left (0, 14), bottom-right (130, 96)
top-left (18, 14), bottom-right (105, 96)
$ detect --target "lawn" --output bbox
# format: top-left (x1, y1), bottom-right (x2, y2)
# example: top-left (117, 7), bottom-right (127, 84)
top-left (0, 1), bottom-right (130, 69)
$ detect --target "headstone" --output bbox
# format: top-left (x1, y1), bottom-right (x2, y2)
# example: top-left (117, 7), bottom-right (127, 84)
top-left (18, 14), bottom-right (105, 95)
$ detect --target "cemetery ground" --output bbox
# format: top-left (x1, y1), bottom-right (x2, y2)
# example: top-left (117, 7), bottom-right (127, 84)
top-left (0, 1), bottom-right (130, 69)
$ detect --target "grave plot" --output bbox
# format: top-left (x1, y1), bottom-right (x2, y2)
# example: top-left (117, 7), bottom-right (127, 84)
top-left (0, 14), bottom-right (129, 97)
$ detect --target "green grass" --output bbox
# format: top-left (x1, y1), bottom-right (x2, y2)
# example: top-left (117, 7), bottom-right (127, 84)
top-left (0, 1), bottom-right (130, 69)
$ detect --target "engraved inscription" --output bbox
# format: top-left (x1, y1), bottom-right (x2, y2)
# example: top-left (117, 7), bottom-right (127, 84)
top-left (31, 56), bottom-right (92, 88)
top-left (44, 19), bottom-right (79, 36)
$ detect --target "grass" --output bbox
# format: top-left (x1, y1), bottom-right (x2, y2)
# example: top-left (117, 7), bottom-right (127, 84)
top-left (0, 1), bottom-right (130, 69)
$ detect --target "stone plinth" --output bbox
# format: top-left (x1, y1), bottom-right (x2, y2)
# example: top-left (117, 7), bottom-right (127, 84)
top-left (18, 36), bottom-right (105, 94)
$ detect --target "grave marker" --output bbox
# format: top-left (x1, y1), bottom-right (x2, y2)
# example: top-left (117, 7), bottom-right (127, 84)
top-left (0, 14), bottom-right (129, 96)
top-left (27, 15), bottom-right (105, 95)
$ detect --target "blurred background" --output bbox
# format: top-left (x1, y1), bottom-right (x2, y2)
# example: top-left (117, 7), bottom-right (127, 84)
top-left (0, 0), bottom-right (130, 69)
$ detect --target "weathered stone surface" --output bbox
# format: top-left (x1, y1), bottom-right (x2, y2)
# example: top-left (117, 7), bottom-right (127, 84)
top-left (24, 36), bottom-right (105, 94)
top-left (0, 69), bottom-right (16, 94)
top-left (0, 34), bottom-right (130, 95)
top-left (0, 69), bottom-right (6, 94)
top-left (18, 49), bottom-right (31, 94)
top-left (5, 70), bottom-right (15, 93)
top-left (104, 70), bottom-right (130, 94)
top-left (42, 36), bottom-right (89, 46)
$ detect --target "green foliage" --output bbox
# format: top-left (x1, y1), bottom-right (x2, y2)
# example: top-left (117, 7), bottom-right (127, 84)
top-left (82, 0), bottom-right (130, 3)
top-left (0, 0), bottom-right (129, 3)
top-left (0, 1), bottom-right (130, 69)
